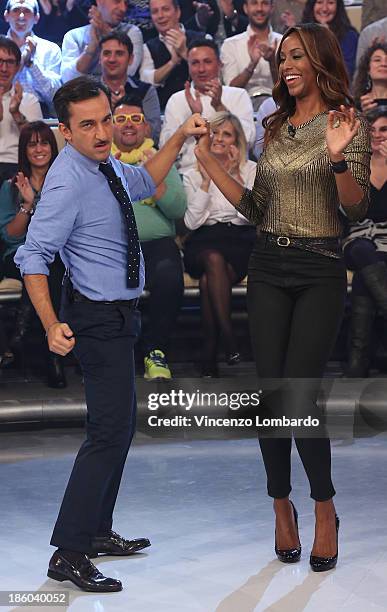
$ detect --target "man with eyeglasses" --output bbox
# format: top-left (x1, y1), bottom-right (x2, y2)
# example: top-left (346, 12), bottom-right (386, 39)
top-left (0, 35), bottom-right (42, 186)
top-left (3, 0), bottom-right (62, 117)
top-left (99, 30), bottom-right (161, 144)
top-left (112, 94), bottom-right (186, 380)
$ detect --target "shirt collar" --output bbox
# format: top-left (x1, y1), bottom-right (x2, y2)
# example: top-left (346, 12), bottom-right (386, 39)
top-left (6, 28), bottom-right (36, 44)
top-left (246, 24), bottom-right (274, 37)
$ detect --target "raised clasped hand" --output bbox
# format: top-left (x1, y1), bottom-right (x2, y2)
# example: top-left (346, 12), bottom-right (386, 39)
top-left (326, 106), bottom-right (360, 159)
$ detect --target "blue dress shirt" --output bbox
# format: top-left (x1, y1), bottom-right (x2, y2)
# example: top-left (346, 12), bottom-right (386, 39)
top-left (14, 143), bottom-right (156, 301)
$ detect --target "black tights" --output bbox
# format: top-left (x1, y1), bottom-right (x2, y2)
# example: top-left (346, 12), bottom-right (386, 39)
top-left (197, 249), bottom-right (239, 361)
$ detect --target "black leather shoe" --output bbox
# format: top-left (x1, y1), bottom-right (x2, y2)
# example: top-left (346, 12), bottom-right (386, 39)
top-left (227, 352), bottom-right (241, 366)
top-left (275, 500), bottom-right (302, 563)
top-left (310, 515), bottom-right (339, 572)
top-left (89, 530), bottom-right (151, 557)
top-left (47, 550), bottom-right (122, 592)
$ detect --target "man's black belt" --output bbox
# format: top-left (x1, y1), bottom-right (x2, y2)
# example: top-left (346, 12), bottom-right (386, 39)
top-left (72, 289), bottom-right (139, 308)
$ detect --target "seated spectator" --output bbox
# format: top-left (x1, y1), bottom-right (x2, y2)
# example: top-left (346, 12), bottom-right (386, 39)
top-left (356, 17), bottom-right (387, 72)
top-left (343, 109), bottom-right (387, 377)
top-left (126, 0), bottom-right (155, 42)
top-left (271, 0), bottom-right (305, 34)
top-left (0, 120), bottom-right (66, 386)
top-left (353, 43), bottom-right (387, 114)
top-left (301, 0), bottom-right (359, 79)
top-left (0, 36), bottom-right (42, 186)
top-left (220, 0), bottom-right (281, 110)
top-left (183, 112), bottom-right (256, 377)
top-left (61, 0), bottom-right (143, 83)
top-left (160, 38), bottom-right (255, 173)
top-left (100, 31), bottom-right (161, 143)
top-left (34, 0), bottom-right (90, 46)
top-left (218, 0), bottom-right (249, 38)
top-left (4, 0), bottom-right (61, 117)
top-left (112, 95), bottom-right (186, 380)
top-left (140, 0), bottom-right (207, 110)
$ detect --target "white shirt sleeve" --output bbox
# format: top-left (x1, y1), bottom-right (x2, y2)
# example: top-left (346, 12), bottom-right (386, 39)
top-left (140, 44), bottom-right (156, 86)
top-left (220, 38), bottom-right (240, 86)
top-left (159, 95), bottom-right (183, 147)
top-left (183, 171), bottom-right (211, 230)
top-left (61, 29), bottom-right (83, 83)
top-left (20, 92), bottom-right (43, 121)
top-left (225, 88), bottom-right (256, 148)
top-left (28, 44), bottom-right (62, 102)
top-left (127, 25), bottom-right (143, 77)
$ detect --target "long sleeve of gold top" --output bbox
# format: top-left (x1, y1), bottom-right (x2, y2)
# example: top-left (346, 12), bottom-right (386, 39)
top-left (236, 114), bottom-right (371, 237)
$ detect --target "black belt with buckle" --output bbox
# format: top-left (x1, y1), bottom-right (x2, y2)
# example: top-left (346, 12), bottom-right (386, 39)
top-left (72, 289), bottom-right (139, 308)
top-left (261, 232), bottom-right (342, 259)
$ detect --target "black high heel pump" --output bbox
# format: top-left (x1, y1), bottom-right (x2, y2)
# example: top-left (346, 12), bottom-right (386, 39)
top-left (275, 500), bottom-right (301, 563)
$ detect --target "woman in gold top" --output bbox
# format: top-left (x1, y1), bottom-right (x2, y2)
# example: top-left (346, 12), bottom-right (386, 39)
top-left (194, 23), bottom-right (370, 572)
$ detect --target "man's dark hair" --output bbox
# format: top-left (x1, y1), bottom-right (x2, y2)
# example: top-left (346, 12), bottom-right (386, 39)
top-left (53, 76), bottom-right (111, 127)
top-left (150, 0), bottom-right (179, 9)
top-left (187, 38), bottom-right (220, 59)
top-left (100, 31), bottom-right (134, 56)
top-left (0, 35), bottom-right (21, 64)
top-left (113, 94), bottom-right (144, 113)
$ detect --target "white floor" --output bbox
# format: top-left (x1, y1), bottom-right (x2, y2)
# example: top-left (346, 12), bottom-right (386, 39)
top-left (0, 429), bottom-right (386, 612)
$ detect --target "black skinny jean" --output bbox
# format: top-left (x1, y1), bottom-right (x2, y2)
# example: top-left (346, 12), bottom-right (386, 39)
top-left (247, 235), bottom-right (347, 501)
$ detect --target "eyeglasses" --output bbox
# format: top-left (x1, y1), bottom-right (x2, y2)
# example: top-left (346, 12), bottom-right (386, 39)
top-left (0, 58), bottom-right (17, 67)
top-left (113, 113), bottom-right (145, 125)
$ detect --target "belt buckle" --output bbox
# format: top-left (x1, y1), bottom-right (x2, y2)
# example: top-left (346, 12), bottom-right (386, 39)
top-left (277, 236), bottom-right (290, 247)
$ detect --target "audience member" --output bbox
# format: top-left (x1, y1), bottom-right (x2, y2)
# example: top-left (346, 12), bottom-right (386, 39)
top-left (183, 112), bottom-right (256, 377)
top-left (61, 0), bottom-right (143, 83)
top-left (361, 0), bottom-right (387, 32)
top-left (4, 0), bottom-right (61, 116)
top-left (220, 0), bottom-right (281, 110)
top-left (271, 0), bottom-right (305, 33)
top-left (160, 39), bottom-right (255, 172)
top-left (112, 94), bottom-right (186, 380)
top-left (343, 108), bottom-right (387, 377)
top-left (0, 120), bottom-right (66, 386)
top-left (126, 0), bottom-right (155, 42)
top-left (179, 0), bottom-right (220, 37)
top-left (0, 36), bottom-right (42, 186)
top-left (356, 16), bottom-right (387, 69)
top-left (100, 31), bottom-right (161, 143)
top-left (140, 0), bottom-right (207, 110)
top-left (301, 0), bottom-right (359, 79)
top-left (218, 0), bottom-right (249, 39)
top-left (353, 42), bottom-right (387, 113)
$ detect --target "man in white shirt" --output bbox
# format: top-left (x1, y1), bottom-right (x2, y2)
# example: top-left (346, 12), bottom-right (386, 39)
top-left (0, 35), bottom-right (42, 185)
top-left (220, 0), bottom-right (281, 109)
top-left (140, 0), bottom-right (208, 110)
top-left (4, 0), bottom-right (61, 117)
top-left (61, 0), bottom-right (143, 84)
top-left (159, 38), bottom-right (255, 173)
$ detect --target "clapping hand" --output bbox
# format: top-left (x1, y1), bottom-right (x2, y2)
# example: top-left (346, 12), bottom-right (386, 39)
top-left (15, 172), bottom-right (35, 208)
top-left (185, 81), bottom-right (203, 114)
top-left (22, 36), bottom-right (37, 66)
top-left (258, 40), bottom-right (277, 62)
top-left (247, 34), bottom-right (262, 65)
top-left (9, 82), bottom-right (23, 115)
top-left (110, 84), bottom-right (125, 108)
top-left (326, 106), bottom-right (360, 159)
top-left (203, 78), bottom-right (223, 111)
top-left (88, 6), bottom-right (112, 39)
top-left (164, 29), bottom-right (188, 60)
top-left (227, 144), bottom-right (241, 180)
top-left (193, 1), bottom-right (214, 28)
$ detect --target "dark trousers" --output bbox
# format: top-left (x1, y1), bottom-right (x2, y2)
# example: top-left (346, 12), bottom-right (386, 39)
top-left (140, 237), bottom-right (183, 355)
top-left (247, 236), bottom-right (347, 501)
top-left (50, 293), bottom-right (141, 552)
top-left (344, 238), bottom-right (387, 297)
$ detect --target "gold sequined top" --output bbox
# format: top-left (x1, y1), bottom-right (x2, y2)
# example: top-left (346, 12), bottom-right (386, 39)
top-left (236, 113), bottom-right (371, 237)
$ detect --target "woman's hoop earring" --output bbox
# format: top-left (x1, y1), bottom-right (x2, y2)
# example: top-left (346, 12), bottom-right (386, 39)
top-left (316, 73), bottom-right (321, 89)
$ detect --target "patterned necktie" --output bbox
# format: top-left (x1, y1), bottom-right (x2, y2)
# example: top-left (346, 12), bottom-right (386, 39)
top-left (99, 161), bottom-right (140, 288)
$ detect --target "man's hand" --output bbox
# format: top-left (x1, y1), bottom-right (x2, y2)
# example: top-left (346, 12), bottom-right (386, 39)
top-left (247, 34), bottom-right (262, 66)
top-left (165, 29), bottom-right (188, 60)
top-left (9, 82), bottom-right (23, 115)
top-left (194, 119), bottom-right (212, 159)
top-left (193, 1), bottom-right (214, 28)
top-left (219, 0), bottom-right (235, 19)
top-left (258, 40), bottom-right (277, 62)
top-left (21, 36), bottom-right (37, 66)
top-left (47, 322), bottom-right (75, 356)
top-left (88, 5), bottom-right (112, 39)
top-left (203, 78), bottom-right (224, 111)
top-left (180, 113), bottom-right (208, 139)
top-left (110, 84), bottom-right (125, 108)
top-left (185, 81), bottom-right (203, 114)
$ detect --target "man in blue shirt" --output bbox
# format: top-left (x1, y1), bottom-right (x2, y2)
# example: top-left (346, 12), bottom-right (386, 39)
top-left (14, 75), bottom-right (207, 593)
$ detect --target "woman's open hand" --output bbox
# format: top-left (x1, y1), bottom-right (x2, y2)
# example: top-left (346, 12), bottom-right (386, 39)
top-left (326, 106), bottom-right (360, 159)
top-left (15, 172), bottom-right (34, 208)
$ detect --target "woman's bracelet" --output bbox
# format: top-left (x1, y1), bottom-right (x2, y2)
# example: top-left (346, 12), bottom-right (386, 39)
top-left (330, 158), bottom-right (348, 174)
top-left (19, 205), bottom-right (34, 216)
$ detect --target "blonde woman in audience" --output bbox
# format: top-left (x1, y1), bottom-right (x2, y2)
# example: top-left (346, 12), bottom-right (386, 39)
top-left (183, 111), bottom-right (256, 377)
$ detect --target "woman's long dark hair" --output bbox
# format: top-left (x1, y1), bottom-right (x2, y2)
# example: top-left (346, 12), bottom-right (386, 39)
top-left (263, 23), bottom-right (353, 144)
top-left (11, 121), bottom-right (58, 203)
top-left (353, 42), bottom-right (387, 107)
top-left (301, 0), bottom-right (356, 42)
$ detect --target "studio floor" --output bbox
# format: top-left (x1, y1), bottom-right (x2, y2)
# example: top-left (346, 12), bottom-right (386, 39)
top-left (1, 425), bottom-right (386, 612)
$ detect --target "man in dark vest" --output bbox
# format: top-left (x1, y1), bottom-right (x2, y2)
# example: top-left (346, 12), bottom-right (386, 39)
top-left (139, 0), bottom-right (208, 110)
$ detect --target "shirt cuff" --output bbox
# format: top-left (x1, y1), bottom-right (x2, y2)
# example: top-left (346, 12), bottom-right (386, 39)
top-left (14, 248), bottom-right (50, 276)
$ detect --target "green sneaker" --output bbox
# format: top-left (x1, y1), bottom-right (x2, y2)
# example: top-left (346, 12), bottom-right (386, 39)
top-left (144, 350), bottom-right (172, 380)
